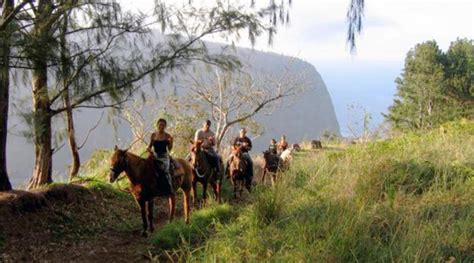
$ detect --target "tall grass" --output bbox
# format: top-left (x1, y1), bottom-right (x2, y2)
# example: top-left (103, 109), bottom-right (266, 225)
top-left (166, 121), bottom-right (474, 262)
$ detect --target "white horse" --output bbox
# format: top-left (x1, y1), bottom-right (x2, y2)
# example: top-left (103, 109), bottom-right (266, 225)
top-left (280, 148), bottom-right (294, 164)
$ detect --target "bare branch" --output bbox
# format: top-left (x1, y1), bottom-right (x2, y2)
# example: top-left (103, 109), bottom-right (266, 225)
top-left (77, 111), bottom-right (104, 150)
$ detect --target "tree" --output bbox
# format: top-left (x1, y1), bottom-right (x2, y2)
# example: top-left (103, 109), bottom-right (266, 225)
top-left (445, 38), bottom-right (474, 105)
top-left (185, 67), bottom-right (306, 151)
top-left (386, 39), bottom-right (473, 131)
top-left (0, 0), bottom-right (15, 191)
top-left (386, 41), bottom-right (447, 130)
top-left (347, 103), bottom-right (372, 142)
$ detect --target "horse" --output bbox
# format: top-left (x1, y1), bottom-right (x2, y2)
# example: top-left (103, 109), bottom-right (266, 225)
top-left (189, 140), bottom-right (223, 206)
top-left (228, 145), bottom-right (252, 198)
top-left (280, 148), bottom-right (294, 165)
top-left (261, 149), bottom-right (282, 186)
top-left (109, 146), bottom-right (193, 237)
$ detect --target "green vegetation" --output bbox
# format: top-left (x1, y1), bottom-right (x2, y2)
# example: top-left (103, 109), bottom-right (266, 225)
top-left (151, 204), bottom-right (236, 250)
top-left (386, 39), bottom-right (473, 131)
top-left (153, 121), bottom-right (474, 261)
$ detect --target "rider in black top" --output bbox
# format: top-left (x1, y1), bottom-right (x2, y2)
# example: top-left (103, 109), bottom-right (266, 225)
top-left (147, 118), bottom-right (175, 196)
top-left (231, 128), bottom-right (254, 180)
top-left (233, 135), bottom-right (252, 152)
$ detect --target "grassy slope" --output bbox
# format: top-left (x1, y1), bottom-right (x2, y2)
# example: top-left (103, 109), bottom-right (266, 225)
top-left (158, 121), bottom-right (474, 262)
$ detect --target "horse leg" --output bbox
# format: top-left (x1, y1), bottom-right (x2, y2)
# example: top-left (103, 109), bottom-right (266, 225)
top-left (216, 181), bottom-right (222, 203)
top-left (202, 181), bottom-right (208, 206)
top-left (233, 179), bottom-right (238, 199)
top-left (272, 173), bottom-right (276, 186)
top-left (183, 190), bottom-right (190, 224)
top-left (210, 181), bottom-right (218, 202)
top-left (138, 199), bottom-right (148, 237)
top-left (262, 168), bottom-right (266, 184)
top-left (191, 180), bottom-right (197, 209)
top-left (147, 199), bottom-right (154, 233)
top-left (168, 195), bottom-right (176, 223)
top-left (240, 180), bottom-right (244, 198)
top-left (246, 177), bottom-right (252, 193)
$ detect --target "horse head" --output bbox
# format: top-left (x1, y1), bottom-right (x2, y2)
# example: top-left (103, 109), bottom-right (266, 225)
top-left (109, 145), bottom-right (128, 183)
top-left (230, 146), bottom-right (246, 176)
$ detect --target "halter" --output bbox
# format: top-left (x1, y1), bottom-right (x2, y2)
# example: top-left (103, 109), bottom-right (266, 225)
top-left (110, 153), bottom-right (128, 175)
top-left (191, 148), bottom-right (210, 179)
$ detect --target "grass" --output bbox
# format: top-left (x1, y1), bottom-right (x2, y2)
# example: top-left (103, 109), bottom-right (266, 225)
top-left (150, 203), bottom-right (236, 250)
top-left (156, 120), bottom-right (474, 262)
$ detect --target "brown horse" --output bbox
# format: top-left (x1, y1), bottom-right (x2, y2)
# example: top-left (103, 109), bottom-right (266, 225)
top-left (189, 140), bottom-right (223, 206)
top-left (109, 146), bottom-right (193, 237)
top-left (262, 149), bottom-right (282, 186)
top-left (228, 146), bottom-right (252, 198)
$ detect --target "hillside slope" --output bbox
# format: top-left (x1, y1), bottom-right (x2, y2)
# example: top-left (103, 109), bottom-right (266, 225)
top-left (152, 121), bottom-right (474, 261)
top-left (1, 121), bottom-right (472, 261)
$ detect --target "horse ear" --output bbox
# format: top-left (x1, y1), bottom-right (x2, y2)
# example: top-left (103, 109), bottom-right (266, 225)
top-left (114, 145), bottom-right (118, 151)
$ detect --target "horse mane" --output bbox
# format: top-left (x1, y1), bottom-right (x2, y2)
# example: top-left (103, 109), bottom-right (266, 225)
top-left (125, 151), bottom-right (147, 163)
top-left (202, 150), bottom-right (214, 163)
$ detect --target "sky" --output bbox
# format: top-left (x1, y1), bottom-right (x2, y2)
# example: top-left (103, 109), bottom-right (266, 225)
top-left (120, 0), bottom-right (474, 135)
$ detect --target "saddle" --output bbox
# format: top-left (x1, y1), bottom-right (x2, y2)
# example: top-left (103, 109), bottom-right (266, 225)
top-left (170, 157), bottom-right (183, 177)
top-left (150, 155), bottom-right (182, 178)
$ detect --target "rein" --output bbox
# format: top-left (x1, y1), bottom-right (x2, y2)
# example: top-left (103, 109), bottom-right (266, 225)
top-left (194, 150), bottom-right (211, 179)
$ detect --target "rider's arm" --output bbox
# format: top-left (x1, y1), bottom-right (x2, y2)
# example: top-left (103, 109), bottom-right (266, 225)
top-left (147, 133), bottom-right (154, 152)
top-left (194, 130), bottom-right (200, 142)
top-left (168, 133), bottom-right (174, 151)
top-left (247, 138), bottom-right (253, 150)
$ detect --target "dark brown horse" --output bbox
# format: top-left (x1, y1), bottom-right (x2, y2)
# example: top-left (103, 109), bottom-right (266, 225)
top-left (189, 140), bottom-right (223, 206)
top-left (228, 145), bottom-right (252, 198)
top-left (262, 149), bottom-right (282, 186)
top-left (109, 146), bottom-right (193, 236)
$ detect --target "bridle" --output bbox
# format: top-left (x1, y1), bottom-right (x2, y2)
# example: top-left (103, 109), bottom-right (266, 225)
top-left (191, 146), bottom-right (210, 178)
top-left (110, 152), bottom-right (128, 178)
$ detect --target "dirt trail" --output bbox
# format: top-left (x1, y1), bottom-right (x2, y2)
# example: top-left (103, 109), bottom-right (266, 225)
top-left (0, 184), bottom-right (180, 262)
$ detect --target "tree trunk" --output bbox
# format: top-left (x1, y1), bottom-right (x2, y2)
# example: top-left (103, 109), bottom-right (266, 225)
top-left (27, 61), bottom-right (53, 190)
top-left (65, 91), bottom-right (80, 180)
top-left (0, 0), bottom-right (14, 191)
top-left (60, 14), bottom-right (80, 180)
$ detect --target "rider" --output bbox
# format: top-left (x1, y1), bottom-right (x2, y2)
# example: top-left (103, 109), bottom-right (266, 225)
top-left (268, 138), bottom-right (278, 155)
top-left (231, 128), bottom-right (254, 181)
top-left (194, 120), bottom-right (220, 174)
top-left (147, 118), bottom-right (175, 196)
top-left (278, 135), bottom-right (289, 153)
